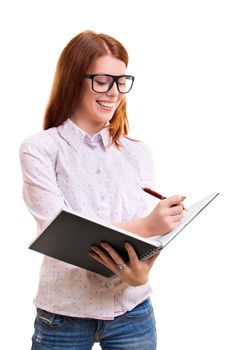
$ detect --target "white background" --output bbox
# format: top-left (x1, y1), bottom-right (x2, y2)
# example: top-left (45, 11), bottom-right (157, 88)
top-left (0, 1), bottom-right (232, 349)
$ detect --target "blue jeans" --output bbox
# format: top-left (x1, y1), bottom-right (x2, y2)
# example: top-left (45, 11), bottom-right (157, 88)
top-left (31, 298), bottom-right (157, 349)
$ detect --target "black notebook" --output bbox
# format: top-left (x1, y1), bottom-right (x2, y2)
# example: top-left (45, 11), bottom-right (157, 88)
top-left (29, 192), bottom-right (219, 277)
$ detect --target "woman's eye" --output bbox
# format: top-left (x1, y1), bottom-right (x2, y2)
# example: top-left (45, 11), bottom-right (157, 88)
top-left (96, 80), bottom-right (108, 85)
top-left (118, 79), bottom-right (126, 86)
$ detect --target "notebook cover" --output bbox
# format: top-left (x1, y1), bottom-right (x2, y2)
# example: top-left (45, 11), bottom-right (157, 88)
top-left (29, 210), bottom-right (161, 277)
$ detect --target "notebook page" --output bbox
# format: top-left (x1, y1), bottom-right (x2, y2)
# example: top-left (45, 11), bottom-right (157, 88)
top-left (149, 192), bottom-right (219, 245)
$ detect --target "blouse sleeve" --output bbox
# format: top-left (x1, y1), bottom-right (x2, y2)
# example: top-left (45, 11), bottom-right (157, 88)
top-left (19, 140), bottom-right (68, 232)
top-left (140, 142), bottom-right (157, 189)
top-left (138, 142), bottom-right (157, 213)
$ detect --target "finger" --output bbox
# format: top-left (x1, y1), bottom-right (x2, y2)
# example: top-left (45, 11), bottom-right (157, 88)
top-left (170, 212), bottom-right (184, 223)
top-left (124, 242), bottom-right (139, 265)
top-left (91, 246), bottom-right (115, 266)
top-left (100, 242), bottom-right (125, 265)
top-left (164, 195), bottom-right (186, 208)
top-left (168, 205), bottom-right (184, 216)
top-left (90, 248), bottom-right (121, 274)
top-left (89, 251), bottom-right (109, 268)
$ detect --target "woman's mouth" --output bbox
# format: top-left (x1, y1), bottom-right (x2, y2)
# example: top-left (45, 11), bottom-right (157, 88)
top-left (96, 100), bottom-right (115, 110)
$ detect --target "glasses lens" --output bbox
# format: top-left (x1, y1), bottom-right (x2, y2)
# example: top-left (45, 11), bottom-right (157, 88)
top-left (93, 75), bottom-right (113, 93)
top-left (92, 75), bottom-right (134, 93)
top-left (117, 76), bottom-right (134, 93)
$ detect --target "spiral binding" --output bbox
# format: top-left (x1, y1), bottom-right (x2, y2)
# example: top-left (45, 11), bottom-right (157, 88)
top-left (140, 247), bottom-right (158, 261)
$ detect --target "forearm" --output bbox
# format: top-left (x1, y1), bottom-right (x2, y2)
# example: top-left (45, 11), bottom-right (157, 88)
top-left (114, 195), bottom-right (185, 238)
top-left (113, 216), bottom-right (152, 238)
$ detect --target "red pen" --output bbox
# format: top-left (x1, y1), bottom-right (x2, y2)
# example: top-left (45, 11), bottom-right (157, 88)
top-left (142, 187), bottom-right (186, 209)
top-left (142, 187), bottom-right (167, 200)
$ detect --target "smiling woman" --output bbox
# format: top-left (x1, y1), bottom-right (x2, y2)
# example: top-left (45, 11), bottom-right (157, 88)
top-left (43, 31), bottom-right (131, 147)
top-left (19, 30), bottom-right (185, 350)
top-left (69, 55), bottom-right (128, 137)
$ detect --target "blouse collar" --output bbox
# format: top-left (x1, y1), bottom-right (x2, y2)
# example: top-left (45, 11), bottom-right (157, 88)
top-left (58, 118), bottom-right (112, 152)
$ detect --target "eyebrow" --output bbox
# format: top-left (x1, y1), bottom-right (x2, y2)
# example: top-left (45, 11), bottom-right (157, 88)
top-left (91, 73), bottom-right (126, 75)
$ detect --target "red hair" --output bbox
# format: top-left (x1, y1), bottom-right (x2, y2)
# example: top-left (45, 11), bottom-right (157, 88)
top-left (43, 30), bottom-right (134, 148)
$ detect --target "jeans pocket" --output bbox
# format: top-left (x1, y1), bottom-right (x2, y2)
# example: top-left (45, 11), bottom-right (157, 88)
top-left (126, 298), bottom-right (153, 319)
top-left (36, 308), bottom-right (65, 328)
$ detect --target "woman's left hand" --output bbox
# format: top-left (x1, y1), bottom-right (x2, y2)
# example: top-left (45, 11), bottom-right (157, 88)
top-left (89, 242), bottom-right (160, 286)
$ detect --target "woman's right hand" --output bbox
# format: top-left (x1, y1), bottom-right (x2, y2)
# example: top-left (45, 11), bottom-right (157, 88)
top-left (145, 195), bottom-right (186, 236)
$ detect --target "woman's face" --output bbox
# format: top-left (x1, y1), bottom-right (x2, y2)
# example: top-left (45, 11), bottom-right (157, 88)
top-left (71, 55), bottom-right (126, 134)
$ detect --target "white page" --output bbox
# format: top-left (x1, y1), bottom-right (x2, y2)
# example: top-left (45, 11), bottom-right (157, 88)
top-left (149, 192), bottom-right (219, 246)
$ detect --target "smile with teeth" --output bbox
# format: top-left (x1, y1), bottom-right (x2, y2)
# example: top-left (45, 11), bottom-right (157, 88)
top-left (97, 100), bottom-right (115, 109)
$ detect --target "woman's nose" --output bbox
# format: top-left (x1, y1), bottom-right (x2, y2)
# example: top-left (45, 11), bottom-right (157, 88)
top-left (107, 81), bottom-right (119, 96)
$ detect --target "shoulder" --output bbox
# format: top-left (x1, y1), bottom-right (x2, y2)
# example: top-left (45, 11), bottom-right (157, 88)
top-left (20, 127), bottom-right (59, 156)
top-left (119, 136), bottom-right (153, 159)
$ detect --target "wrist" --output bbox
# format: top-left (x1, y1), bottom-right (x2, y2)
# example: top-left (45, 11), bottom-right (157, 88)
top-left (142, 215), bottom-right (155, 237)
top-left (127, 277), bottom-right (149, 287)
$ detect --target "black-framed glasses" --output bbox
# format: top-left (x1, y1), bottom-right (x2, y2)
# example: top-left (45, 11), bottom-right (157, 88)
top-left (83, 74), bottom-right (135, 94)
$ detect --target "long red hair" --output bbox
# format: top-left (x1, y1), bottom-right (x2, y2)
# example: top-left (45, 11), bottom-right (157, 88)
top-left (43, 30), bottom-right (134, 148)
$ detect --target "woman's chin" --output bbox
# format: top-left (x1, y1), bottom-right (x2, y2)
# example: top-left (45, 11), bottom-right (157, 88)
top-left (94, 110), bottom-right (114, 123)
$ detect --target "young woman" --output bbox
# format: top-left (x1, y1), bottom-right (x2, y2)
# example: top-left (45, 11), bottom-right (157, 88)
top-left (20, 30), bottom-right (185, 350)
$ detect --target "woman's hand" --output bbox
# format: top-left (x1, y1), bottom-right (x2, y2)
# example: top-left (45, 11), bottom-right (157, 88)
top-left (89, 242), bottom-right (160, 286)
top-left (113, 195), bottom-right (186, 238)
top-left (145, 195), bottom-right (186, 236)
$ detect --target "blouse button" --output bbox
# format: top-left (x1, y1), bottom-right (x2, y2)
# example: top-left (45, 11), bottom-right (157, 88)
top-left (105, 281), bottom-right (111, 288)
